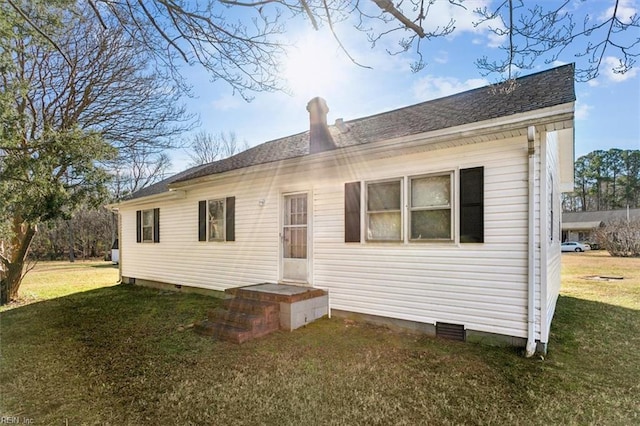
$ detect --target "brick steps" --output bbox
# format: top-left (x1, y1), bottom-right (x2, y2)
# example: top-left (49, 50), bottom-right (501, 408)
top-left (195, 296), bottom-right (280, 344)
top-left (195, 283), bottom-right (329, 343)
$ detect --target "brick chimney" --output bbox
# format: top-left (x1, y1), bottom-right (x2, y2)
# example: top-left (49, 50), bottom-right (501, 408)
top-left (307, 97), bottom-right (336, 154)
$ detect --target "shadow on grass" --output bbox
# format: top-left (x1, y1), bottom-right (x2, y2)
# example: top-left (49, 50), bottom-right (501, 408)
top-left (1, 287), bottom-right (639, 424)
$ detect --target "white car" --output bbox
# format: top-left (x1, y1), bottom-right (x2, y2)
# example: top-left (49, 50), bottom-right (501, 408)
top-left (561, 241), bottom-right (590, 252)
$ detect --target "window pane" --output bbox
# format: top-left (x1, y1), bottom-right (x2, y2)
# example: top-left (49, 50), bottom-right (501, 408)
top-left (286, 195), bottom-right (307, 226)
top-left (284, 228), bottom-right (307, 258)
top-left (208, 199), bottom-right (225, 240)
top-left (368, 181), bottom-right (401, 211)
top-left (412, 175), bottom-right (450, 207)
top-left (411, 209), bottom-right (451, 240)
top-left (368, 212), bottom-right (401, 240)
top-left (142, 226), bottom-right (153, 242)
top-left (143, 210), bottom-right (153, 226)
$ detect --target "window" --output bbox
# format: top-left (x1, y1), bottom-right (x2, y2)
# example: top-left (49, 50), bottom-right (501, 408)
top-left (345, 167), bottom-right (484, 244)
top-left (549, 174), bottom-right (554, 241)
top-left (366, 179), bottom-right (402, 241)
top-left (142, 210), bottom-right (154, 242)
top-left (410, 173), bottom-right (452, 240)
top-left (136, 208), bottom-right (160, 243)
top-left (198, 197), bottom-right (235, 242)
top-left (208, 199), bottom-right (225, 241)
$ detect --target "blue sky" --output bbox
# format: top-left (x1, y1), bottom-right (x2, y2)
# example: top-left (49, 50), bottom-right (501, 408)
top-left (169, 0), bottom-right (640, 173)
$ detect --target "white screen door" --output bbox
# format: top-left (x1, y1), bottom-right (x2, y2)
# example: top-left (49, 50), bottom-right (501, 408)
top-left (282, 193), bottom-right (308, 282)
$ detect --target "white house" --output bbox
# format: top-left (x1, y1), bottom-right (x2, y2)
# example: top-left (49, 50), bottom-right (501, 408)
top-left (112, 64), bottom-right (575, 355)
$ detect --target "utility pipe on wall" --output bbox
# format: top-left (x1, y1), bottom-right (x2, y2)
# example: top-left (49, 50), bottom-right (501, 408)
top-left (526, 125), bottom-right (537, 357)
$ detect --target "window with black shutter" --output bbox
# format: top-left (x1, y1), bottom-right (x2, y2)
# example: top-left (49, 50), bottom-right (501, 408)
top-left (136, 208), bottom-right (160, 243)
top-left (198, 197), bottom-right (235, 242)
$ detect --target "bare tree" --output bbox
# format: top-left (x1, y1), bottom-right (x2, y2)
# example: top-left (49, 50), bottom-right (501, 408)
top-left (6, 0), bottom-right (639, 94)
top-left (596, 218), bottom-right (640, 257)
top-left (474, 0), bottom-right (640, 81)
top-left (110, 150), bottom-right (173, 200)
top-left (0, 3), bottom-right (193, 304)
top-left (187, 131), bottom-right (250, 166)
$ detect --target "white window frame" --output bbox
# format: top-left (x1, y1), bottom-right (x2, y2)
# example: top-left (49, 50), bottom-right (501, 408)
top-left (142, 209), bottom-right (154, 243)
top-left (408, 171), bottom-right (454, 242)
top-left (365, 178), bottom-right (404, 242)
top-left (207, 198), bottom-right (226, 242)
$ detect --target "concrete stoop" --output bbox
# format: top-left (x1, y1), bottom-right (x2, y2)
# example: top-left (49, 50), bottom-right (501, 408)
top-left (195, 283), bottom-right (328, 343)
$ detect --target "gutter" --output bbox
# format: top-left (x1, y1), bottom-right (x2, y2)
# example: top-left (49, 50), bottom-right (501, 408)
top-left (526, 125), bottom-right (537, 357)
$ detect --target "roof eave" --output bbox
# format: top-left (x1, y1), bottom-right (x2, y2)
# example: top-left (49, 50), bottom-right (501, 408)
top-left (109, 189), bottom-right (187, 209)
top-left (167, 101), bottom-right (574, 191)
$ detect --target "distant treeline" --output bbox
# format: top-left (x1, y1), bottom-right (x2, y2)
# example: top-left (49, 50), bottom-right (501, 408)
top-left (563, 149), bottom-right (640, 212)
top-left (29, 207), bottom-right (115, 262)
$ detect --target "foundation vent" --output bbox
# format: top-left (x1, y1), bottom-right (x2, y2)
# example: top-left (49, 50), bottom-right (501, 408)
top-left (436, 322), bottom-right (466, 341)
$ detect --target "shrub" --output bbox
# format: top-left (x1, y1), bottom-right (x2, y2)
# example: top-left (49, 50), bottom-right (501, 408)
top-left (595, 219), bottom-right (640, 257)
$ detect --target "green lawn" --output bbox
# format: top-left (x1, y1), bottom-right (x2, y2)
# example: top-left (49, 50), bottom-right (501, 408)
top-left (1, 254), bottom-right (639, 425)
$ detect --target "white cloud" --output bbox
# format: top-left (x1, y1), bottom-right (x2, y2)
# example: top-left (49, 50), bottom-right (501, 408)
top-left (412, 76), bottom-right (488, 100)
top-left (574, 101), bottom-right (593, 120)
top-left (425, 0), bottom-right (493, 34)
top-left (485, 28), bottom-right (506, 48)
top-left (602, 56), bottom-right (639, 83)
top-left (434, 51), bottom-right (449, 64)
top-left (599, 0), bottom-right (638, 24)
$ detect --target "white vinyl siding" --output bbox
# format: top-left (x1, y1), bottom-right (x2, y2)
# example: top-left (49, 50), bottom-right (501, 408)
top-left (120, 135), bottom-right (535, 339)
top-left (541, 131), bottom-right (562, 344)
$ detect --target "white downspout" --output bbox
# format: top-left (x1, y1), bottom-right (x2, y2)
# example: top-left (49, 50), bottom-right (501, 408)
top-left (526, 126), bottom-right (537, 357)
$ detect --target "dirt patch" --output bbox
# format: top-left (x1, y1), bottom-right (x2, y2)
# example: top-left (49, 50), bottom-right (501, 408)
top-left (581, 275), bottom-right (624, 281)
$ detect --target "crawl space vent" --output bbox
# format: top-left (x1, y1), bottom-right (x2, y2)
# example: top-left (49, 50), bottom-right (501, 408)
top-left (436, 322), bottom-right (466, 341)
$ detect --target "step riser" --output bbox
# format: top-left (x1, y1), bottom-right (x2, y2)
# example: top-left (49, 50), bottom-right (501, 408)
top-left (197, 296), bottom-right (282, 343)
top-left (208, 310), bottom-right (279, 330)
top-left (222, 299), bottom-right (279, 316)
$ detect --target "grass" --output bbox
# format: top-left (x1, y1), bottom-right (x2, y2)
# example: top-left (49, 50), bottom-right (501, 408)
top-left (0, 260), bottom-right (119, 311)
top-left (1, 253), bottom-right (639, 425)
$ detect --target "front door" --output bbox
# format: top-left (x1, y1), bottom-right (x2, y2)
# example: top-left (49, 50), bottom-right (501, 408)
top-left (281, 193), bottom-right (308, 283)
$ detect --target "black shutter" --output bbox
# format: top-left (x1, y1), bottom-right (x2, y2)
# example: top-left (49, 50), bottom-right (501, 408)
top-left (460, 167), bottom-right (484, 243)
top-left (345, 182), bottom-right (361, 243)
top-left (226, 196), bottom-right (235, 242)
top-left (136, 210), bottom-right (142, 243)
top-left (153, 208), bottom-right (160, 243)
top-left (198, 200), bottom-right (207, 241)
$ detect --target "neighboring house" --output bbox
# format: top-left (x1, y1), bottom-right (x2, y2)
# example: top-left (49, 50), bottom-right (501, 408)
top-left (112, 64), bottom-right (575, 356)
top-left (562, 208), bottom-right (640, 242)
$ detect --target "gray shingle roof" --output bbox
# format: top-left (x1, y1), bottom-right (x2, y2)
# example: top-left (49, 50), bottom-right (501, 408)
top-left (122, 163), bottom-right (208, 200)
top-left (128, 64), bottom-right (575, 200)
top-left (563, 208), bottom-right (640, 226)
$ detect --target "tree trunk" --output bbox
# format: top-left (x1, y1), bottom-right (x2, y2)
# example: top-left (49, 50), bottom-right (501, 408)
top-left (67, 219), bottom-right (75, 263)
top-left (0, 220), bottom-right (37, 305)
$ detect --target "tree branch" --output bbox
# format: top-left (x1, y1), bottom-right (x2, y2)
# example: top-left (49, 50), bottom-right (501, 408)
top-left (6, 0), bottom-right (73, 67)
top-left (371, 0), bottom-right (426, 38)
